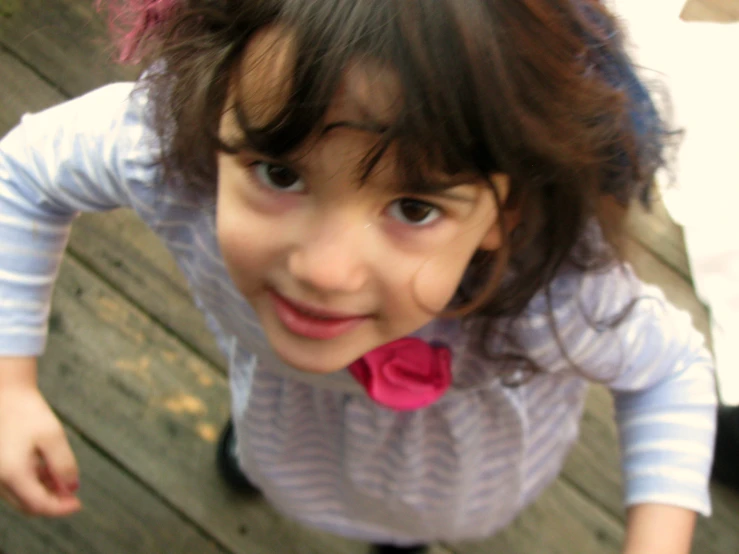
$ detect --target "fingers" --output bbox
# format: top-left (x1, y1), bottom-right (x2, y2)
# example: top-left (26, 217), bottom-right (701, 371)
top-left (0, 456), bottom-right (82, 517)
top-left (0, 430), bottom-right (82, 517)
top-left (36, 431), bottom-right (80, 496)
top-left (3, 471), bottom-right (81, 517)
top-left (0, 385), bottom-right (81, 517)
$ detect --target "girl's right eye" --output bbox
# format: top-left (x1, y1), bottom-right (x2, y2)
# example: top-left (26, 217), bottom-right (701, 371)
top-left (387, 198), bottom-right (442, 226)
top-left (251, 162), bottom-right (305, 193)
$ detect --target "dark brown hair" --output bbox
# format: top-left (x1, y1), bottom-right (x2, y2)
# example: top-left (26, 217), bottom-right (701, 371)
top-left (102, 0), bottom-right (672, 379)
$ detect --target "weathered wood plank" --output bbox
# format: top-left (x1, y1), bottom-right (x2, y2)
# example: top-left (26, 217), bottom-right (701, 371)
top-left (562, 386), bottom-right (623, 517)
top-left (0, 47), bottom-right (63, 135)
top-left (623, 236), bottom-right (711, 345)
top-left (625, 198), bottom-right (693, 284)
top-left (694, 484), bottom-right (739, 554)
top-left (0, 0), bottom-right (137, 97)
top-left (682, 0), bottom-right (739, 21)
top-left (41, 255), bottom-right (370, 554)
top-left (449, 477), bottom-right (624, 554)
top-left (618, 0), bottom-right (738, 280)
top-left (71, 211), bottom-right (227, 370)
top-left (0, 424), bottom-right (228, 554)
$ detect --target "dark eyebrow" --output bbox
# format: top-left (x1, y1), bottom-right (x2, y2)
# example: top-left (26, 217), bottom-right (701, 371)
top-left (322, 121), bottom-right (482, 200)
top-left (322, 120), bottom-right (389, 135)
top-left (401, 176), bottom-right (481, 203)
top-left (223, 113), bottom-right (391, 154)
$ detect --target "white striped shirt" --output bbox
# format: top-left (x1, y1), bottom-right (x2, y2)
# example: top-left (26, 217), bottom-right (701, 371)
top-left (0, 83), bottom-right (717, 544)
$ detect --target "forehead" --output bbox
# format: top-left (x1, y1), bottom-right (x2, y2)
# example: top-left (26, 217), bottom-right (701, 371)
top-left (223, 25), bottom-right (492, 193)
top-left (233, 25), bottom-right (402, 130)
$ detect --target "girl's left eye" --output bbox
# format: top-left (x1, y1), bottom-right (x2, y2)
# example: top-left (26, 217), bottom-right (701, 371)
top-left (252, 162), bottom-right (305, 192)
top-left (387, 198), bottom-right (441, 226)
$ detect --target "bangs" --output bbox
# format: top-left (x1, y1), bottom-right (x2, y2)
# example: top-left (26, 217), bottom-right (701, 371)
top-left (226, 0), bottom-right (506, 192)
top-left (118, 0), bottom-right (670, 372)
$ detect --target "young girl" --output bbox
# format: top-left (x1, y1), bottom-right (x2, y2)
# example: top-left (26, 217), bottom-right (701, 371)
top-left (0, 1), bottom-right (717, 553)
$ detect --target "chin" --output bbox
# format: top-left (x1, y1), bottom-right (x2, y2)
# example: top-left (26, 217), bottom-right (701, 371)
top-left (271, 342), bottom-right (356, 375)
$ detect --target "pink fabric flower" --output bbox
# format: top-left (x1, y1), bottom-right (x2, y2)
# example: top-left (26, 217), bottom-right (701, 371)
top-left (348, 338), bottom-right (452, 411)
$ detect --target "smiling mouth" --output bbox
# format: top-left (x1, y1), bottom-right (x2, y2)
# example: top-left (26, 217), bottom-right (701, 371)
top-left (268, 290), bottom-right (370, 340)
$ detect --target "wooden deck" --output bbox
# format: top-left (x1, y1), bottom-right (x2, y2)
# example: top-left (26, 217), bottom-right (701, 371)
top-left (0, 1), bottom-right (737, 552)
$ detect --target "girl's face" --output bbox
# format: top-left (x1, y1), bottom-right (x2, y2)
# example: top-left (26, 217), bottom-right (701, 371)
top-left (216, 28), bottom-right (507, 373)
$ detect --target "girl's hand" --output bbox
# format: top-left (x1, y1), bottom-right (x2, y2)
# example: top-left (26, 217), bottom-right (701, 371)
top-left (0, 358), bottom-right (81, 517)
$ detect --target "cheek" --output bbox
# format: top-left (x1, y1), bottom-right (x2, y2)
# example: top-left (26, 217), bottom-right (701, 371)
top-left (216, 210), bottom-right (256, 283)
top-left (215, 182), bottom-right (272, 289)
top-left (409, 194), bottom-right (501, 312)
top-left (408, 241), bottom-right (478, 313)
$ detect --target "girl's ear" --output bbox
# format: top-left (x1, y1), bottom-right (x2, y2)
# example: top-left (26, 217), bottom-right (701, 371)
top-left (478, 173), bottom-right (517, 251)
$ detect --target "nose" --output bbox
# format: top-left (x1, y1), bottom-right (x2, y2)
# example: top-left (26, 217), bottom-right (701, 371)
top-left (287, 211), bottom-right (370, 294)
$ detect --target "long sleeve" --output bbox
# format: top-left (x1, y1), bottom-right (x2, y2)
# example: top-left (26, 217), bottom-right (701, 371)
top-left (0, 82), bottom-right (158, 356)
top-left (605, 284), bottom-right (716, 515)
top-left (517, 263), bottom-right (717, 515)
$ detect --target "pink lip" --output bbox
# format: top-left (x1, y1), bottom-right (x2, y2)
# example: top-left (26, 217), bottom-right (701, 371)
top-left (269, 290), bottom-right (369, 340)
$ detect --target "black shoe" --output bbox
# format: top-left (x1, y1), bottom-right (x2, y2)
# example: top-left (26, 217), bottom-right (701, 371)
top-left (372, 545), bottom-right (429, 554)
top-left (216, 420), bottom-right (261, 495)
top-left (712, 405), bottom-right (739, 492)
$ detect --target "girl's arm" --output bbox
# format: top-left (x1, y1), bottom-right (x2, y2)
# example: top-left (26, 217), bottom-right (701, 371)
top-left (607, 283), bottom-right (716, 527)
top-left (523, 265), bottom-right (716, 548)
top-left (0, 82), bottom-right (154, 515)
top-left (0, 82), bottom-right (153, 358)
top-left (587, 269), bottom-right (716, 549)
top-left (623, 503), bottom-right (696, 554)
